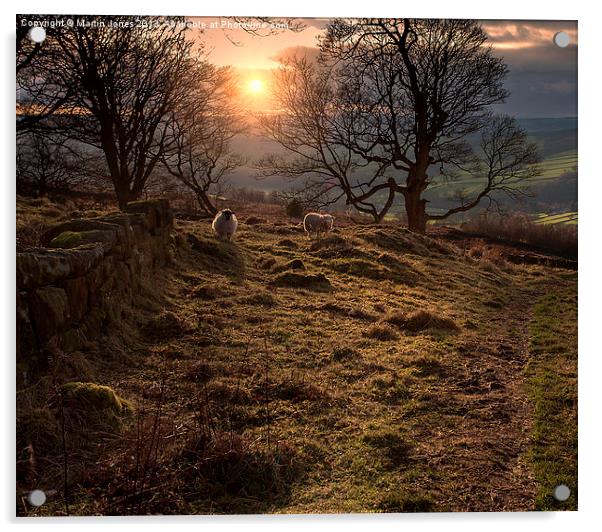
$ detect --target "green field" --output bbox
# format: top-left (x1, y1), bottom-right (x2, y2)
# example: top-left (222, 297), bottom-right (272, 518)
top-left (535, 150), bottom-right (578, 180)
top-left (533, 212), bottom-right (578, 226)
top-left (430, 149), bottom-right (577, 194)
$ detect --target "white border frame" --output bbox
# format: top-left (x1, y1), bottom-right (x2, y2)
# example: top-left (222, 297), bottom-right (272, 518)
top-left (3, 2), bottom-right (599, 531)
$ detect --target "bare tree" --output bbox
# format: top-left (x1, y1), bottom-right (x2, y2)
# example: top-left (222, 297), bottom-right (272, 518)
top-left (258, 58), bottom-right (395, 222)
top-left (161, 63), bottom-right (246, 215)
top-left (261, 18), bottom-right (540, 232)
top-left (47, 16), bottom-right (194, 209)
top-left (429, 115), bottom-right (540, 221)
top-left (16, 131), bottom-right (81, 196)
top-left (221, 17), bottom-right (306, 43)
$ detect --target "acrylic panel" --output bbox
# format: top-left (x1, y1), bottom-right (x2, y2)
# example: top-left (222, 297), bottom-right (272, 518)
top-left (16, 15), bottom-right (577, 515)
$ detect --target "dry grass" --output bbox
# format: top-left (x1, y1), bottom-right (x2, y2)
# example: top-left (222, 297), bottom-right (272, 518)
top-left (141, 311), bottom-right (191, 340)
top-left (16, 200), bottom-right (577, 515)
top-left (270, 271), bottom-right (332, 291)
top-left (363, 323), bottom-right (399, 341)
top-left (462, 213), bottom-right (577, 258)
top-left (385, 310), bottom-right (458, 333)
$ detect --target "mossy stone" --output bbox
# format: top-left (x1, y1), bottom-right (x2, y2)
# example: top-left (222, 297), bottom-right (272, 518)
top-left (49, 231), bottom-right (83, 249)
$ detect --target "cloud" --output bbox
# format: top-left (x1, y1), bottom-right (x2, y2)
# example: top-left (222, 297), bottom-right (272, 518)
top-left (482, 20), bottom-right (578, 47)
top-left (479, 21), bottom-right (578, 117)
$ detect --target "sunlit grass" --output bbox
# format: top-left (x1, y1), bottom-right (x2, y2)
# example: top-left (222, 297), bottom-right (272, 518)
top-left (525, 288), bottom-right (577, 510)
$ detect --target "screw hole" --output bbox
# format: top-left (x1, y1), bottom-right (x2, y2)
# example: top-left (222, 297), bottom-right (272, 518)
top-left (553, 31), bottom-right (570, 48)
top-left (553, 484), bottom-right (571, 502)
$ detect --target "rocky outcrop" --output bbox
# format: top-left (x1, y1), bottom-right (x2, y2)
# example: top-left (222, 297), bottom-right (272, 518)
top-left (16, 199), bottom-right (174, 384)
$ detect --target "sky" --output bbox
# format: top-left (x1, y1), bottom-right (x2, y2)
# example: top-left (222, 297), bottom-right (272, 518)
top-left (191, 18), bottom-right (577, 119)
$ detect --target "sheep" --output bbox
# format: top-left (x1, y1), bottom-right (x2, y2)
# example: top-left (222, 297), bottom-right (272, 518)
top-left (212, 209), bottom-right (238, 241)
top-left (303, 212), bottom-right (335, 240)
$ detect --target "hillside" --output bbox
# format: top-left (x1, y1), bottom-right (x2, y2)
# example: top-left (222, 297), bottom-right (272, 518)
top-left (219, 117), bottom-right (578, 224)
top-left (17, 205), bottom-right (577, 514)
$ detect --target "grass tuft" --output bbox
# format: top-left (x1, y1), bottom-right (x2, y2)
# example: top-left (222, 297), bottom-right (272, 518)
top-left (385, 309), bottom-right (458, 333)
top-left (142, 311), bottom-right (189, 340)
top-left (271, 271), bottom-right (332, 291)
top-left (363, 323), bottom-right (399, 341)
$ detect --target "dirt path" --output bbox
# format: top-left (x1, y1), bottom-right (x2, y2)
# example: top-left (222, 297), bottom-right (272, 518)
top-left (412, 285), bottom-right (540, 511)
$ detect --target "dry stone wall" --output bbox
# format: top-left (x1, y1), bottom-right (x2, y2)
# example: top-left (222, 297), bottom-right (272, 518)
top-left (16, 199), bottom-right (174, 384)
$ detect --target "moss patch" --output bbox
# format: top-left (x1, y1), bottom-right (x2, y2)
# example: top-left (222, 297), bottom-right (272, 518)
top-left (61, 381), bottom-right (133, 431)
top-left (49, 230), bottom-right (84, 249)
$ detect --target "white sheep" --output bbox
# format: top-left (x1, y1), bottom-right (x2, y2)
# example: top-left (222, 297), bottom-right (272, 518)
top-left (303, 212), bottom-right (335, 240)
top-left (212, 209), bottom-right (238, 241)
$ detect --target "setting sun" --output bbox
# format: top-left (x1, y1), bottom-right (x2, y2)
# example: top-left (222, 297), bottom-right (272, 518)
top-left (248, 78), bottom-right (264, 94)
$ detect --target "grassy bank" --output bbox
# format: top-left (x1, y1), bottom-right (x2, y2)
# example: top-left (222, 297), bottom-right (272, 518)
top-left (16, 200), bottom-right (578, 514)
top-left (526, 283), bottom-right (578, 510)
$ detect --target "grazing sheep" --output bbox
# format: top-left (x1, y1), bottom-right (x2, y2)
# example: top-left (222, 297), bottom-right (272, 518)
top-left (303, 212), bottom-right (335, 239)
top-left (212, 209), bottom-right (238, 241)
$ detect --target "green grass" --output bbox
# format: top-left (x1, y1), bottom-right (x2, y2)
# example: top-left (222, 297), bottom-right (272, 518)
top-left (525, 288), bottom-right (578, 510)
top-left (535, 150), bottom-right (578, 179)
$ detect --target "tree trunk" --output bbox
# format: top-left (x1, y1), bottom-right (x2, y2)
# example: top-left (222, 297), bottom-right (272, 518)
top-left (115, 183), bottom-right (137, 211)
top-left (196, 190), bottom-right (218, 216)
top-left (404, 189), bottom-right (428, 233)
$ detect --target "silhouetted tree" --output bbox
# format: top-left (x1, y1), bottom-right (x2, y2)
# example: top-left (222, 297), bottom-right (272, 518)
top-left (49, 16), bottom-right (194, 209)
top-left (161, 62), bottom-right (246, 215)
top-left (17, 132), bottom-right (79, 196)
top-left (259, 58), bottom-right (395, 222)
top-left (262, 18), bottom-right (540, 232)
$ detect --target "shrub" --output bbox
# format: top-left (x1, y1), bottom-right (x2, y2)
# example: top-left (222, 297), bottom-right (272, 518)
top-left (179, 431), bottom-right (300, 513)
top-left (462, 213), bottom-right (577, 258)
top-left (285, 198), bottom-right (304, 219)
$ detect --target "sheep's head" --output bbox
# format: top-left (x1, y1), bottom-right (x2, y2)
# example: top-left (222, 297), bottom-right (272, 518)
top-left (323, 214), bottom-right (334, 229)
top-left (222, 209), bottom-right (234, 220)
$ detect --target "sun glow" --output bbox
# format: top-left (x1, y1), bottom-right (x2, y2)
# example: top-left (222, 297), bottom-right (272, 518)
top-left (248, 78), bottom-right (264, 94)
